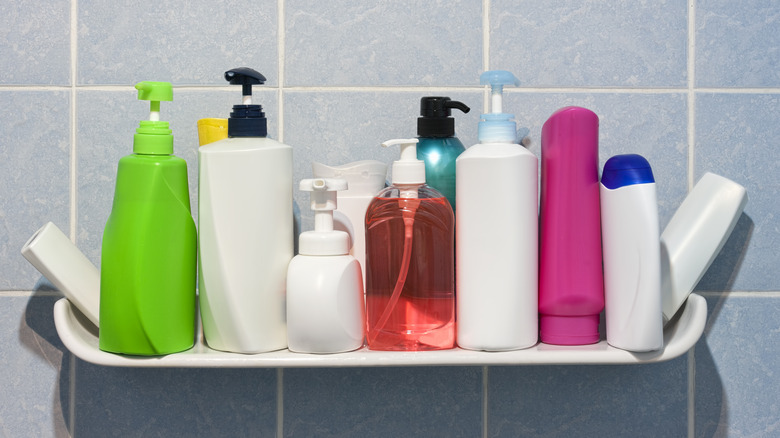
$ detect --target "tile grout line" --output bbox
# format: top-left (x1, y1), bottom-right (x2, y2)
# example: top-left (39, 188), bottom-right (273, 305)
top-left (688, 348), bottom-right (696, 438)
top-left (69, 0), bottom-right (79, 436)
top-left (276, 368), bottom-right (284, 438)
top-left (687, 0), bottom-right (697, 192)
top-left (482, 6), bottom-right (490, 437)
top-left (70, 0), bottom-right (78, 243)
top-left (482, 5), bottom-right (490, 437)
top-left (482, 0), bottom-right (490, 73)
top-left (4, 84), bottom-right (780, 94)
top-left (277, 0), bottom-right (285, 144)
top-left (482, 366), bottom-right (489, 438)
top-left (687, 4), bottom-right (696, 437)
top-left (277, 2), bottom-right (285, 438)
top-left (70, 353), bottom-right (77, 437)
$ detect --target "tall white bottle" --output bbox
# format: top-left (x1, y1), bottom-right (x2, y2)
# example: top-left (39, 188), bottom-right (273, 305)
top-left (600, 154), bottom-right (663, 352)
top-left (198, 68), bottom-right (293, 353)
top-left (456, 70), bottom-right (539, 351)
top-left (311, 160), bottom-right (387, 285)
top-left (287, 178), bottom-right (366, 354)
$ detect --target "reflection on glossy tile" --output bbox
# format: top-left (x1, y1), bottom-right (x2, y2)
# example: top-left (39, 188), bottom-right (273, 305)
top-left (78, 0), bottom-right (278, 85)
top-left (489, 359), bottom-right (688, 437)
top-left (284, 367), bottom-right (482, 438)
top-left (491, 0), bottom-right (688, 87)
top-left (0, 0), bottom-right (70, 85)
top-left (0, 91), bottom-right (70, 290)
top-left (0, 295), bottom-right (70, 437)
top-left (696, 93), bottom-right (780, 291)
top-left (75, 361), bottom-right (277, 437)
top-left (695, 294), bottom-right (780, 437)
top-left (285, 0), bottom-right (482, 86)
top-left (696, 1), bottom-right (780, 87)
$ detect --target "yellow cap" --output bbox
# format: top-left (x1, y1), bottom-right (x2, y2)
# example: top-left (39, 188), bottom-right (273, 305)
top-left (197, 118), bottom-right (228, 146)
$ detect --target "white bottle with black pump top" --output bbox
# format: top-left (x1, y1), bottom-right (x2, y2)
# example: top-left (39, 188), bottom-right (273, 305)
top-left (455, 70), bottom-right (539, 351)
top-left (287, 178), bottom-right (366, 354)
top-left (198, 67), bottom-right (293, 354)
top-left (600, 154), bottom-right (663, 352)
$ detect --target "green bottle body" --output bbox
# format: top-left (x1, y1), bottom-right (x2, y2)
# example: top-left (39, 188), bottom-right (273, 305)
top-left (99, 153), bottom-right (197, 355)
top-left (417, 136), bottom-right (466, 212)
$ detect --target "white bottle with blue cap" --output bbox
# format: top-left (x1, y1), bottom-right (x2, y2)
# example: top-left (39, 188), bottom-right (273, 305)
top-left (600, 154), bottom-right (663, 352)
top-left (455, 70), bottom-right (539, 351)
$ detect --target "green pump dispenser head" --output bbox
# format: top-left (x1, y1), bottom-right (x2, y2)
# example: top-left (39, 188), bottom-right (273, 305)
top-left (133, 81), bottom-right (173, 155)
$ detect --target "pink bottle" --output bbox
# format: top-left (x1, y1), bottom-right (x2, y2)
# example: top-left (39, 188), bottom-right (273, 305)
top-left (538, 106), bottom-right (604, 345)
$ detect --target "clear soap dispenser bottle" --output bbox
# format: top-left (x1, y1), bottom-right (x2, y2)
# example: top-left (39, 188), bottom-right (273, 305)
top-left (364, 139), bottom-right (455, 351)
top-left (198, 67), bottom-right (293, 354)
top-left (287, 178), bottom-right (366, 354)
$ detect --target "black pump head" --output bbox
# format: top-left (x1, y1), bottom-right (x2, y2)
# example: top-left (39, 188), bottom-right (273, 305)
top-left (224, 67), bottom-right (268, 137)
top-left (225, 67), bottom-right (267, 97)
top-left (418, 97), bottom-right (470, 137)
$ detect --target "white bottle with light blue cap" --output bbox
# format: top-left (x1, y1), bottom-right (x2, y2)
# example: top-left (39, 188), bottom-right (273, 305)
top-left (456, 70), bottom-right (539, 351)
top-left (600, 154), bottom-right (663, 352)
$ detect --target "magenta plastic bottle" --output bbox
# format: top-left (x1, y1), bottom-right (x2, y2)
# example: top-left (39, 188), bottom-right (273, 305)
top-left (538, 106), bottom-right (604, 345)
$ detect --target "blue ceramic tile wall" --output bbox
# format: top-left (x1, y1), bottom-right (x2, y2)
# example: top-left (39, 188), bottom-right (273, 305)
top-left (1, 1), bottom-right (778, 437)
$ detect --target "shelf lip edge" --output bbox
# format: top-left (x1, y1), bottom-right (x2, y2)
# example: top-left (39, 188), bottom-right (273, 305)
top-left (53, 295), bottom-right (706, 368)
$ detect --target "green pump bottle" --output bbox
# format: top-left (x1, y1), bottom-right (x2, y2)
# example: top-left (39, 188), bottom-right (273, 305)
top-left (99, 81), bottom-right (197, 356)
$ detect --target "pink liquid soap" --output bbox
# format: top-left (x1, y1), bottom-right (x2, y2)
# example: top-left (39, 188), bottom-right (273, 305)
top-left (365, 192), bottom-right (455, 351)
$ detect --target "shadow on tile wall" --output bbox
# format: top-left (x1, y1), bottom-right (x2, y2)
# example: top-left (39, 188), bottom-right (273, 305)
top-left (694, 325), bottom-right (727, 438)
top-left (697, 213), bottom-right (754, 292)
top-left (22, 291), bottom-right (71, 438)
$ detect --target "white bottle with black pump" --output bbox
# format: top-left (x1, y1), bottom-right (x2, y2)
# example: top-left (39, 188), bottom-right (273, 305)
top-left (456, 70), bottom-right (539, 351)
top-left (198, 67), bottom-right (293, 354)
top-left (287, 178), bottom-right (366, 354)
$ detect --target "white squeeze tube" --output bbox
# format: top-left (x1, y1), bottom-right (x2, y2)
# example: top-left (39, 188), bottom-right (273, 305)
top-left (21, 222), bottom-right (100, 327)
top-left (661, 172), bottom-right (747, 325)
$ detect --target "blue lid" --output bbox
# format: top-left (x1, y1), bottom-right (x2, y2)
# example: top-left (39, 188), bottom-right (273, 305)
top-left (478, 70), bottom-right (520, 143)
top-left (601, 154), bottom-right (655, 189)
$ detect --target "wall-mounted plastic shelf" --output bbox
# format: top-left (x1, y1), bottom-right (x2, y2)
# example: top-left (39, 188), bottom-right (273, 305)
top-left (53, 294), bottom-right (706, 368)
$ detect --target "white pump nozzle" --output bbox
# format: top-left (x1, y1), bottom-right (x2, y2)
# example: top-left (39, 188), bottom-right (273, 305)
top-left (299, 178), bottom-right (351, 256)
top-left (382, 138), bottom-right (425, 186)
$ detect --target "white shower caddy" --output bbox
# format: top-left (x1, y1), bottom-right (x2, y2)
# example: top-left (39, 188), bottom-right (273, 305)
top-left (53, 293), bottom-right (706, 367)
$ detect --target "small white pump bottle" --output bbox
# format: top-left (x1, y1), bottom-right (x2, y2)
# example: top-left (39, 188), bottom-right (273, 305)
top-left (600, 154), bottom-right (663, 352)
top-left (287, 178), bottom-right (366, 354)
top-left (455, 70), bottom-right (539, 351)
